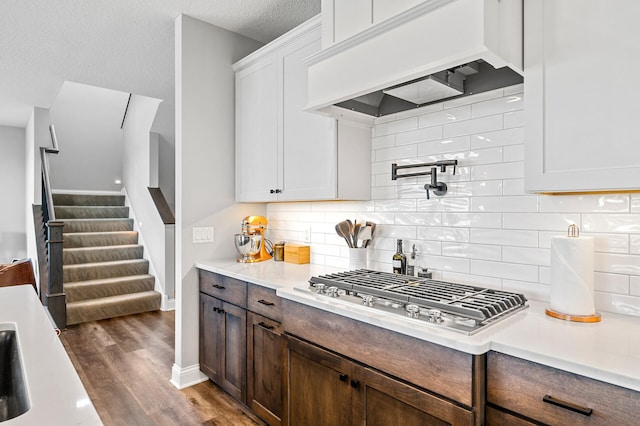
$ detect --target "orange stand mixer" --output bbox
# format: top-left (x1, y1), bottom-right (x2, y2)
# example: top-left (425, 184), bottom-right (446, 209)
top-left (234, 216), bottom-right (272, 263)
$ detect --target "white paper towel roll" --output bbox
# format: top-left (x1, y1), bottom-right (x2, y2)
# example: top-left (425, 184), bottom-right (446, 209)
top-left (550, 235), bottom-right (595, 316)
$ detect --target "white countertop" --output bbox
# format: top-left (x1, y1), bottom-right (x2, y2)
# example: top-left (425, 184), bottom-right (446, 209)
top-left (0, 285), bottom-right (102, 425)
top-left (197, 260), bottom-right (640, 393)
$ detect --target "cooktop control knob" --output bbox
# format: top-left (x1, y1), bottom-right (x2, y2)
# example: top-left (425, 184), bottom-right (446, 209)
top-left (327, 286), bottom-right (339, 298)
top-left (406, 304), bottom-right (421, 318)
top-left (362, 295), bottom-right (374, 307)
top-left (427, 309), bottom-right (443, 323)
top-left (315, 283), bottom-right (326, 294)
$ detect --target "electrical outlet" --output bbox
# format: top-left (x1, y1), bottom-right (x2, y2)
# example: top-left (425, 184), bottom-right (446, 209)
top-left (304, 225), bottom-right (311, 244)
top-left (193, 227), bottom-right (214, 244)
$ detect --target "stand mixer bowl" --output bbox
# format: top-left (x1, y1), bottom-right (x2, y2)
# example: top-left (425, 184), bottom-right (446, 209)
top-left (234, 234), bottom-right (262, 262)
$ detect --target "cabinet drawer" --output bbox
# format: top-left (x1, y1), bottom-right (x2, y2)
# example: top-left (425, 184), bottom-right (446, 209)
top-left (247, 284), bottom-right (282, 321)
top-left (485, 406), bottom-right (535, 426)
top-left (199, 270), bottom-right (247, 308)
top-left (487, 351), bottom-right (640, 426)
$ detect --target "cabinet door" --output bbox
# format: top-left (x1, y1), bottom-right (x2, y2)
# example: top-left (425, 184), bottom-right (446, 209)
top-left (219, 301), bottom-right (247, 403)
top-left (279, 28), bottom-right (338, 201)
top-left (236, 57), bottom-right (279, 202)
top-left (199, 292), bottom-right (223, 382)
top-left (352, 366), bottom-right (474, 426)
top-left (285, 336), bottom-right (352, 426)
top-left (247, 312), bottom-right (283, 426)
top-left (524, 0), bottom-right (640, 192)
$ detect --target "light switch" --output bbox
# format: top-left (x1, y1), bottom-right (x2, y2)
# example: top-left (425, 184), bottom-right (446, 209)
top-left (193, 227), bottom-right (214, 244)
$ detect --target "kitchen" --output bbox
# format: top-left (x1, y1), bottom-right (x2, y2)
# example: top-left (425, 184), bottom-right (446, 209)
top-left (195, 1), bottom-right (640, 425)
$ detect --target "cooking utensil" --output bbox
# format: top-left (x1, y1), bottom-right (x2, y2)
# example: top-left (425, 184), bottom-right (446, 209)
top-left (353, 221), bottom-right (362, 248)
top-left (346, 219), bottom-right (356, 248)
top-left (357, 226), bottom-right (371, 248)
top-left (364, 221), bottom-right (376, 248)
top-left (335, 221), bottom-right (353, 248)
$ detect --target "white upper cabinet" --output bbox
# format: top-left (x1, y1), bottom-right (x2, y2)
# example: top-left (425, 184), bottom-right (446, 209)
top-left (234, 16), bottom-right (371, 202)
top-left (524, 0), bottom-right (640, 192)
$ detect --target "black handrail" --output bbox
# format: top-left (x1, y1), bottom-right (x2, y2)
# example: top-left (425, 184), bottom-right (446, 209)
top-left (39, 124), bottom-right (66, 329)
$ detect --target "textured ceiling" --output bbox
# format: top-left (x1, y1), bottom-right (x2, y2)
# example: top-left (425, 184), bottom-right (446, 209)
top-left (0, 0), bottom-right (320, 127)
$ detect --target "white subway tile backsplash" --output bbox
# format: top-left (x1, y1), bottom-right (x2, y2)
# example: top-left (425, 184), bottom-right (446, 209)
top-left (417, 226), bottom-right (469, 242)
top-left (471, 229), bottom-right (538, 247)
top-left (502, 144), bottom-right (524, 162)
top-left (470, 127), bottom-right (524, 149)
top-left (443, 115), bottom-right (503, 138)
top-left (503, 213), bottom-right (580, 231)
top-left (375, 144), bottom-right (418, 162)
top-left (504, 110), bottom-right (524, 128)
top-left (419, 106), bottom-right (471, 128)
top-left (441, 212), bottom-right (502, 228)
top-left (539, 194), bottom-right (630, 213)
top-left (265, 90), bottom-right (640, 316)
top-left (502, 247), bottom-right (550, 266)
top-left (471, 195), bottom-right (538, 213)
top-left (471, 94), bottom-right (524, 118)
top-left (396, 126), bottom-right (443, 146)
top-left (442, 243), bottom-right (501, 261)
top-left (471, 161), bottom-right (524, 181)
top-left (374, 116), bottom-right (418, 137)
top-left (417, 136), bottom-right (470, 156)
top-left (582, 214), bottom-right (640, 233)
top-left (595, 272), bottom-right (629, 294)
top-left (372, 134), bottom-right (396, 149)
top-left (471, 260), bottom-right (538, 282)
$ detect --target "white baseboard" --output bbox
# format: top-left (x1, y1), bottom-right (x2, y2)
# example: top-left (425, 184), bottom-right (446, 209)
top-left (162, 296), bottom-right (176, 311)
top-left (51, 189), bottom-right (123, 195)
top-left (170, 363), bottom-right (208, 390)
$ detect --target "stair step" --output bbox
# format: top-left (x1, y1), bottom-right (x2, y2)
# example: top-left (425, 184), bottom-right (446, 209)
top-left (63, 231), bottom-right (138, 248)
top-left (63, 259), bottom-right (149, 283)
top-left (64, 275), bottom-right (156, 303)
top-left (53, 193), bottom-right (125, 206)
top-left (55, 206), bottom-right (129, 219)
top-left (62, 218), bottom-right (134, 233)
top-left (63, 244), bottom-right (144, 265)
top-left (66, 291), bottom-right (161, 325)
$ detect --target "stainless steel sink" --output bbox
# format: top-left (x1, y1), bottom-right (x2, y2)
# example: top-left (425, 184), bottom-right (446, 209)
top-left (0, 325), bottom-right (30, 422)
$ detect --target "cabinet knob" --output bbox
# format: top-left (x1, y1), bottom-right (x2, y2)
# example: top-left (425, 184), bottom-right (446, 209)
top-left (339, 373), bottom-right (348, 382)
top-left (350, 380), bottom-right (360, 389)
top-left (270, 189), bottom-right (275, 194)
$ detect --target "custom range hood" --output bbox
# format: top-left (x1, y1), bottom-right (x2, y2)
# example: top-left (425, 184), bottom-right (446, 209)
top-left (305, 0), bottom-right (524, 120)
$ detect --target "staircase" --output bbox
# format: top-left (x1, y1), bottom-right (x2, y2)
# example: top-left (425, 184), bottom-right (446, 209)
top-left (53, 193), bottom-right (161, 325)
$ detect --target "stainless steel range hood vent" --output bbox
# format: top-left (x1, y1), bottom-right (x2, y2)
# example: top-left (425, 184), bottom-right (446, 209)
top-left (334, 60), bottom-right (523, 117)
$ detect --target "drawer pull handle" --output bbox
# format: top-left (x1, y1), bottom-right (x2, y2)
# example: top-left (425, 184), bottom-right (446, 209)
top-left (258, 299), bottom-right (275, 306)
top-left (258, 322), bottom-right (274, 330)
top-left (543, 395), bottom-right (592, 416)
top-left (211, 284), bottom-right (226, 290)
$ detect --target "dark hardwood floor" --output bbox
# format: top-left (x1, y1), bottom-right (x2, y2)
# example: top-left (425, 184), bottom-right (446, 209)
top-left (59, 310), bottom-right (264, 426)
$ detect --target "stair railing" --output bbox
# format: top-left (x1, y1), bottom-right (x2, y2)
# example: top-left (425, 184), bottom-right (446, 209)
top-left (39, 124), bottom-right (66, 329)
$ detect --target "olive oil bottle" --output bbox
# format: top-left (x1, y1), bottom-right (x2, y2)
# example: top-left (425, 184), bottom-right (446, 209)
top-left (392, 239), bottom-right (406, 274)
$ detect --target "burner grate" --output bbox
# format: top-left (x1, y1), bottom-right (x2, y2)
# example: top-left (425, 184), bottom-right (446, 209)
top-left (309, 269), bottom-right (527, 322)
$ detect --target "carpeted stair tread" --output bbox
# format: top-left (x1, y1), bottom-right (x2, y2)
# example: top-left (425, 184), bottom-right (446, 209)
top-left (63, 244), bottom-right (144, 265)
top-left (63, 258), bottom-right (149, 283)
top-left (62, 218), bottom-right (134, 233)
top-left (53, 193), bottom-right (125, 206)
top-left (66, 291), bottom-right (161, 325)
top-left (63, 231), bottom-right (138, 248)
top-left (55, 205), bottom-right (129, 219)
top-left (64, 274), bottom-right (155, 302)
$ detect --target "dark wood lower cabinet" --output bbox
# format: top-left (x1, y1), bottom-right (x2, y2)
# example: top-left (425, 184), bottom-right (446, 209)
top-left (199, 292), bottom-right (247, 403)
top-left (247, 312), bottom-right (284, 426)
top-left (285, 335), bottom-right (474, 426)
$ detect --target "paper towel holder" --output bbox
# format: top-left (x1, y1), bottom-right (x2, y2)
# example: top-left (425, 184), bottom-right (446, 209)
top-left (545, 224), bottom-right (602, 323)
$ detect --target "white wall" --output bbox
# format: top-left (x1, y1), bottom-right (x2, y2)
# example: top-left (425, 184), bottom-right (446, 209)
top-left (0, 125), bottom-right (27, 263)
top-left (172, 14), bottom-right (263, 389)
top-left (268, 85), bottom-right (640, 318)
top-left (49, 81), bottom-right (129, 191)
top-left (25, 107), bottom-right (50, 288)
top-left (121, 94), bottom-right (175, 307)
top-left (152, 102), bottom-right (176, 210)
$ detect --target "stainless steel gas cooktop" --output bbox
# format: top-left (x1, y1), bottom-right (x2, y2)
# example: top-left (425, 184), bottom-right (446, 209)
top-left (301, 269), bottom-right (528, 335)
